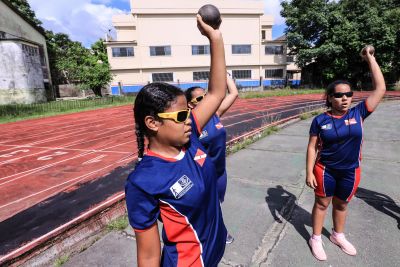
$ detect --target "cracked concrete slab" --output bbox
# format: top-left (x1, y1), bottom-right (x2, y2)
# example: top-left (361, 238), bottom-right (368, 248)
top-left (63, 231), bottom-right (136, 267)
top-left (221, 179), bottom-right (303, 266)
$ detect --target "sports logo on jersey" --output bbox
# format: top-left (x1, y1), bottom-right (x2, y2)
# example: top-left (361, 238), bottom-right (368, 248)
top-left (194, 149), bottom-right (207, 167)
top-left (321, 123), bottom-right (332, 130)
top-left (170, 175), bottom-right (193, 199)
top-left (199, 130), bottom-right (208, 139)
top-left (215, 122), bottom-right (224, 130)
top-left (345, 118), bottom-right (357, 125)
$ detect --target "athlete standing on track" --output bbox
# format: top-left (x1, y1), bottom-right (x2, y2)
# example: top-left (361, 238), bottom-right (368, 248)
top-left (185, 74), bottom-right (238, 244)
top-left (125, 15), bottom-right (227, 266)
top-left (306, 46), bottom-right (386, 261)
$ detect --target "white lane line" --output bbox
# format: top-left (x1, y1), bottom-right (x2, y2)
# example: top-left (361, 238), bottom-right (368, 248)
top-left (223, 99), bottom-right (324, 120)
top-left (82, 155), bottom-right (107, 165)
top-left (0, 151), bottom-right (94, 184)
top-left (0, 144), bottom-right (133, 155)
top-left (0, 154), bottom-right (135, 210)
top-left (0, 130), bottom-right (134, 165)
top-left (0, 123), bottom-right (130, 152)
top-left (0, 149), bottom-right (30, 158)
top-left (224, 103), bottom-right (324, 128)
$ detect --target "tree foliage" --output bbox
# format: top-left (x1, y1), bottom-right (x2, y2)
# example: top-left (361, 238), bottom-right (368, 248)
top-left (46, 33), bottom-right (113, 96)
top-left (8, 0), bottom-right (42, 26)
top-left (282, 0), bottom-right (400, 87)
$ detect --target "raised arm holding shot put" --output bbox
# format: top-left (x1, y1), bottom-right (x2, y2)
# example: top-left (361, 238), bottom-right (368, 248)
top-left (125, 12), bottom-right (228, 267)
top-left (306, 45), bottom-right (386, 261)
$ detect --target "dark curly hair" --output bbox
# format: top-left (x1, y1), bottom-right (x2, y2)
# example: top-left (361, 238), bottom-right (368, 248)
top-left (134, 82), bottom-right (184, 159)
top-left (185, 86), bottom-right (205, 103)
top-left (325, 80), bottom-right (351, 108)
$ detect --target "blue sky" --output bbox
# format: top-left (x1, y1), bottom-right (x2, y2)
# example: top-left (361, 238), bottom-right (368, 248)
top-left (28, 0), bottom-right (286, 47)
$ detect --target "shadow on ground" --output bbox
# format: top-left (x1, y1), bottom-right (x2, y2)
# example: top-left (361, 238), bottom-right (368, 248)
top-left (265, 185), bottom-right (330, 242)
top-left (356, 187), bottom-right (400, 230)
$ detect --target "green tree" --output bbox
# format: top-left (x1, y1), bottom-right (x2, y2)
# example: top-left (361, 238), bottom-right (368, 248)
top-left (50, 37), bottom-right (112, 96)
top-left (282, 0), bottom-right (400, 87)
top-left (8, 0), bottom-right (42, 26)
top-left (78, 39), bottom-right (113, 96)
top-left (45, 31), bottom-right (73, 87)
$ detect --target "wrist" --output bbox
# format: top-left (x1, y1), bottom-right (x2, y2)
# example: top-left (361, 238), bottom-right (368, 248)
top-left (367, 56), bottom-right (377, 64)
top-left (208, 31), bottom-right (222, 41)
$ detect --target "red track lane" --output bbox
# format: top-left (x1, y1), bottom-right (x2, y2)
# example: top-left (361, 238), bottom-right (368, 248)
top-left (0, 92), bottom-right (399, 223)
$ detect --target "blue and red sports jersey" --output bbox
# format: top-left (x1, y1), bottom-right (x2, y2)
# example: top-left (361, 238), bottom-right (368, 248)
top-left (309, 100), bottom-right (373, 169)
top-left (125, 117), bottom-right (227, 267)
top-left (191, 113), bottom-right (227, 181)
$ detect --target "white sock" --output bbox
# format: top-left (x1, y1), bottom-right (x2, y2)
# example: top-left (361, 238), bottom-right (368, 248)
top-left (312, 234), bottom-right (322, 240)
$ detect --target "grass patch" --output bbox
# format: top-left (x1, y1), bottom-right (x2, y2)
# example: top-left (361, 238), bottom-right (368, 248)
top-left (387, 86), bottom-right (400, 91)
top-left (239, 88), bottom-right (324, 99)
top-left (0, 96), bottom-right (135, 124)
top-left (299, 108), bottom-right (325, 120)
top-left (106, 215), bottom-right (129, 231)
top-left (227, 126), bottom-right (279, 155)
top-left (54, 254), bottom-right (70, 267)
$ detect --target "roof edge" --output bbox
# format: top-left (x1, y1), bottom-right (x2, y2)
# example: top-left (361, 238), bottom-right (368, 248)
top-left (1, 0), bottom-right (46, 37)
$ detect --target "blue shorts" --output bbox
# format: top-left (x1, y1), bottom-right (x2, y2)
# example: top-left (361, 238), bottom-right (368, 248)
top-left (313, 162), bottom-right (361, 202)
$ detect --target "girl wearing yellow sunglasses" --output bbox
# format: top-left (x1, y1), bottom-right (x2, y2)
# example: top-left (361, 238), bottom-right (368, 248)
top-left (126, 14), bottom-right (228, 267)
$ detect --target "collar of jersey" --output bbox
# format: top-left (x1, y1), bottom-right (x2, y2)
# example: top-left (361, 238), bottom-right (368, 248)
top-left (145, 148), bottom-right (186, 162)
top-left (325, 110), bottom-right (349, 119)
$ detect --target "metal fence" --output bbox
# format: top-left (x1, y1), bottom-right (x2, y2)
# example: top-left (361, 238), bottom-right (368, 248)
top-left (0, 96), bottom-right (135, 118)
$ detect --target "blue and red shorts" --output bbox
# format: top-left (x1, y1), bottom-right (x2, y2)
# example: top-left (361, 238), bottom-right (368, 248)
top-left (313, 162), bottom-right (361, 202)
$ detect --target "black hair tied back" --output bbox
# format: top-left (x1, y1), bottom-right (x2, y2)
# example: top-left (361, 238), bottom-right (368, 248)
top-left (133, 83), bottom-right (184, 159)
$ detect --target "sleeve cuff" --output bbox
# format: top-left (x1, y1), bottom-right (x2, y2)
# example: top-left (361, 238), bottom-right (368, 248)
top-left (133, 222), bottom-right (157, 233)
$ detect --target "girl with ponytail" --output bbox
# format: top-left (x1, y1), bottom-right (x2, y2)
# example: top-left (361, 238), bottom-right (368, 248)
top-left (126, 15), bottom-right (228, 267)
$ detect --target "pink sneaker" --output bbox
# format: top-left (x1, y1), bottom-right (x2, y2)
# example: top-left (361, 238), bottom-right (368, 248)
top-left (309, 236), bottom-right (327, 261)
top-left (330, 232), bottom-right (357, 256)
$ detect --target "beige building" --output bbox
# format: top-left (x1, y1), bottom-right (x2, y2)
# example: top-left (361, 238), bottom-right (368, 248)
top-left (0, 0), bottom-right (52, 104)
top-left (106, 0), bottom-right (301, 94)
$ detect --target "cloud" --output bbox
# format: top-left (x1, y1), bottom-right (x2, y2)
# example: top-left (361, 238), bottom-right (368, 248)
top-left (27, 0), bottom-right (285, 46)
top-left (28, 0), bottom-right (127, 46)
top-left (263, 0), bottom-right (285, 25)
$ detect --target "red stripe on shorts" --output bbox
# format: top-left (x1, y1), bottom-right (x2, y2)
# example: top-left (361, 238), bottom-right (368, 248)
top-left (313, 162), bottom-right (326, 197)
top-left (347, 166), bottom-right (361, 202)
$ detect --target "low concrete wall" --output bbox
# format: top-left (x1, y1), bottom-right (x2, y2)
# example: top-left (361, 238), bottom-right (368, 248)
top-left (58, 84), bottom-right (112, 98)
top-left (0, 88), bottom-right (47, 104)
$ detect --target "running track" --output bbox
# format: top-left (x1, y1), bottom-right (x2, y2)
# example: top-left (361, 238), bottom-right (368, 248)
top-left (1, 92), bottom-right (399, 256)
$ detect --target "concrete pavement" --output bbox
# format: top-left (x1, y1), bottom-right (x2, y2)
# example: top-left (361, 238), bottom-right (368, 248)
top-left (61, 101), bottom-right (400, 267)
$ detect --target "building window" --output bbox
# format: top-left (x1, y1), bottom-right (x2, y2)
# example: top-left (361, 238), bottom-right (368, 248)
top-left (150, 46), bottom-right (171, 56)
top-left (112, 47), bottom-right (134, 57)
top-left (152, 72), bottom-right (173, 82)
top-left (265, 45), bottom-right (284, 55)
top-left (287, 56), bottom-right (294, 63)
top-left (262, 30), bottom-right (266, 40)
top-left (266, 69), bottom-right (284, 78)
top-left (192, 45), bottom-right (210, 55)
top-left (193, 71), bottom-right (210, 81)
top-left (232, 70), bottom-right (251, 79)
top-left (22, 44), bottom-right (38, 56)
top-left (286, 72), bottom-right (294, 80)
top-left (232, 45), bottom-right (251, 54)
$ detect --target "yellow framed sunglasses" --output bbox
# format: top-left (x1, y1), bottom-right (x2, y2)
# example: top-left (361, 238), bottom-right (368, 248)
top-left (157, 108), bottom-right (191, 123)
top-left (190, 94), bottom-right (206, 104)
